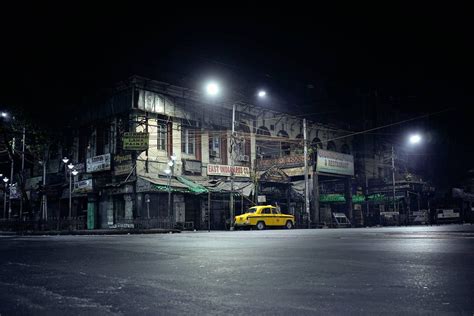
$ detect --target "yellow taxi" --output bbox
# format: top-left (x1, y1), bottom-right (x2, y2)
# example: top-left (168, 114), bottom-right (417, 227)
top-left (234, 205), bottom-right (295, 230)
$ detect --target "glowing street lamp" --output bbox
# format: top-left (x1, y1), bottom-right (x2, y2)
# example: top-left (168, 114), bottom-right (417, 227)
top-left (409, 134), bottom-right (422, 144)
top-left (205, 82), bottom-right (219, 96)
top-left (258, 90), bottom-right (266, 98)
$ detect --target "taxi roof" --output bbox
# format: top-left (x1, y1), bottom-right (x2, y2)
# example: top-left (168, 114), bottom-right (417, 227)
top-left (249, 205), bottom-right (276, 209)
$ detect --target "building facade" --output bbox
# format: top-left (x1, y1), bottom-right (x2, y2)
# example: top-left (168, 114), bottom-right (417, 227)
top-left (35, 75), bottom-right (353, 229)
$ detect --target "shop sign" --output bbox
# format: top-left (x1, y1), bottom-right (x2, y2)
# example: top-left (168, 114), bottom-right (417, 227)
top-left (184, 160), bottom-right (202, 174)
top-left (257, 155), bottom-right (306, 170)
top-left (207, 164), bottom-right (250, 177)
top-left (73, 179), bottom-right (93, 193)
top-left (86, 154), bottom-right (111, 173)
top-left (123, 132), bottom-right (149, 151)
top-left (114, 154), bottom-right (133, 176)
top-left (258, 195), bottom-right (266, 203)
top-left (316, 149), bottom-right (354, 176)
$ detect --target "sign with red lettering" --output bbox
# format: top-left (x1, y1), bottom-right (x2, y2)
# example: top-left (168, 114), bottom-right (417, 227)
top-left (207, 164), bottom-right (250, 177)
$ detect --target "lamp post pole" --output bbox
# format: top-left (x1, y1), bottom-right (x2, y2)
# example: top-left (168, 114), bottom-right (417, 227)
top-left (8, 137), bottom-right (15, 219)
top-left (19, 127), bottom-right (25, 219)
top-left (391, 146), bottom-right (396, 213)
top-left (3, 178), bottom-right (8, 219)
top-left (167, 172), bottom-right (171, 226)
top-left (66, 162), bottom-right (74, 218)
top-left (303, 118), bottom-right (310, 228)
top-left (165, 154), bottom-right (176, 228)
top-left (229, 103), bottom-right (236, 230)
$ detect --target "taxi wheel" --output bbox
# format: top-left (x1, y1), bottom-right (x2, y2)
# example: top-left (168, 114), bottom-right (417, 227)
top-left (256, 221), bottom-right (266, 230)
top-left (285, 221), bottom-right (294, 229)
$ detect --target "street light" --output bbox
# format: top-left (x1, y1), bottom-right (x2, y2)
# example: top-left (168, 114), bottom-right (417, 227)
top-left (258, 90), bottom-right (266, 98)
top-left (409, 134), bottom-right (422, 145)
top-left (165, 165), bottom-right (173, 228)
top-left (205, 82), bottom-right (220, 96)
top-left (390, 134), bottom-right (423, 222)
top-left (67, 163), bottom-right (74, 218)
top-left (1, 112), bottom-right (8, 118)
top-left (3, 177), bottom-right (9, 219)
top-left (62, 157), bottom-right (69, 180)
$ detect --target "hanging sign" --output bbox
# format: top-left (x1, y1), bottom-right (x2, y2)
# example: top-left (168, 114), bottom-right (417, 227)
top-left (123, 132), bottom-right (149, 150)
top-left (114, 154), bottom-right (133, 176)
top-left (86, 153), bottom-right (111, 173)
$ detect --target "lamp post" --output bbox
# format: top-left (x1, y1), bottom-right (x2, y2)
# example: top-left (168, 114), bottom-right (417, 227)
top-left (67, 162), bottom-right (74, 218)
top-left (165, 153), bottom-right (177, 227)
top-left (62, 157), bottom-right (69, 180)
top-left (2, 177), bottom-right (8, 219)
top-left (391, 133), bottom-right (423, 223)
top-left (204, 82), bottom-right (267, 230)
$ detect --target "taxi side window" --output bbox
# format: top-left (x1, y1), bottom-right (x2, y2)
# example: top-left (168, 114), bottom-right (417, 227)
top-left (261, 208), bottom-right (271, 214)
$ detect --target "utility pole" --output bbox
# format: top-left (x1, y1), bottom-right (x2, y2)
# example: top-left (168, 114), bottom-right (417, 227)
top-left (391, 145), bottom-right (396, 213)
top-left (9, 137), bottom-right (15, 219)
top-left (42, 158), bottom-right (47, 220)
top-left (303, 119), bottom-right (310, 228)
top-left (208, 191), bottom-right (211, 232)
top-left (20, 127), bottom-right (25, 219)
top-left (229, 103), bottom-right (236, 230)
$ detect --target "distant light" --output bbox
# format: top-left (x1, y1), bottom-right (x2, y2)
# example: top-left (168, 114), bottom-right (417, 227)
top-left (72, 170), bottom-right (79, 176)
top-left (1, 112), bottom-right (8, 118)
top-left (205, 82), bottom-right (219, 96)
top-left (62, 157), bottom-right (69, 164)
top-left (164, 169), bottom-right (171, 175)
top-left (409, 134), bottom-right (422, 144)
top-left (258, 90), bottom-right (266, 98)
top-left (67, 163), bottom-right (75, 170)
top-left (3, 177), bottom-right (8, 183)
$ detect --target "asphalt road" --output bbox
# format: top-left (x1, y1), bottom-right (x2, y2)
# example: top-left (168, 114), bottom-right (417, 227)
top-left (1, 225), bottom-right (474, 315)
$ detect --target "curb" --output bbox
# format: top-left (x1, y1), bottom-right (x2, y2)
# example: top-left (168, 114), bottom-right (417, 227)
top-left (1, 229), bottom-right (181, 236)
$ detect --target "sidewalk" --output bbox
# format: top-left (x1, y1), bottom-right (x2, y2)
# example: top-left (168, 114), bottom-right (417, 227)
top-left (0, 228), bottom-right (181, 236)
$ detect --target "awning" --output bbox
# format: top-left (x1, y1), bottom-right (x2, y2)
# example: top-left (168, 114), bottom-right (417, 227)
top-left (176, 176), bottom-right (208, 194)
top-left (211, 181), bottom-right (254, 197)
top-left (183, 176), bottom-right (254, 197)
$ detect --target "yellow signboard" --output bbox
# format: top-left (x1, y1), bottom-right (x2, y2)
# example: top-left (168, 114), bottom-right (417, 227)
top-left (123, 132), bottom-right (149, 151)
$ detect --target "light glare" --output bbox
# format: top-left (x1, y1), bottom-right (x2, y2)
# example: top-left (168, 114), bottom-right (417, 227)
top-left (409, 134), bottom-right (422, 144)
top-left (258, 90), bottom-right (266, 98)
top-left (205, 82), bottom-right (219, 96)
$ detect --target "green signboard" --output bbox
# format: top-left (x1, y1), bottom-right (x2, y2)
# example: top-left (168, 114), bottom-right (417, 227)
top-left (123, 132), bottom-right (149, 151)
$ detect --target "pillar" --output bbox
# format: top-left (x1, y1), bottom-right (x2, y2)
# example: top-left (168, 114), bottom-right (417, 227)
top-left (124, 194), bottom-right (134, 220)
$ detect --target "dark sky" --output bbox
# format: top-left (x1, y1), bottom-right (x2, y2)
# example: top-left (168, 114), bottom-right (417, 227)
top-left (1, 4), bottom-right (472, 186)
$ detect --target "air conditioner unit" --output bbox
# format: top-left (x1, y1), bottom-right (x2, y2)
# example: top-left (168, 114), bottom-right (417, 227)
top-left (238, 155), bottom-right (250, 162)
top-left (210, 150), bottom-right (218, 157)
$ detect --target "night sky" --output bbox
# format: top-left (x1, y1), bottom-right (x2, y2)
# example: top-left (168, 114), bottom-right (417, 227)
top-left (1, 4), bottom-right (472, 187)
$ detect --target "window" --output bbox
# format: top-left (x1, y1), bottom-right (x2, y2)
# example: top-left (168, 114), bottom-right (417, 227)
top-left (209, 134), bottom-right (220, 158)
top-left (181, 128), bottom-right (195, 155)
top-left (157, 123), bottom-right (167, 150)
top-left (261, 208), bottom-right (272, 214)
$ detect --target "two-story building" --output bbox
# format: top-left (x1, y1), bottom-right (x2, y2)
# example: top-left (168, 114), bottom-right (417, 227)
top-left (26, 76), bottom-right (355, 230)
